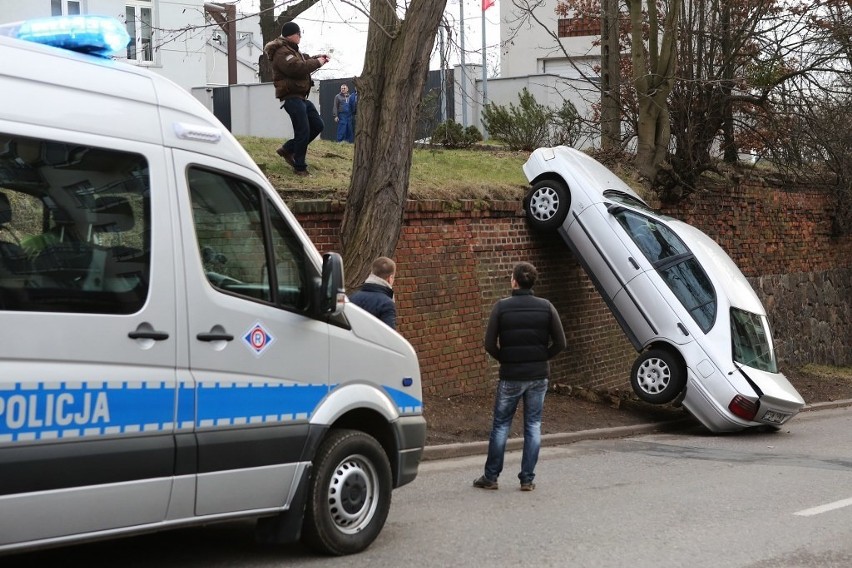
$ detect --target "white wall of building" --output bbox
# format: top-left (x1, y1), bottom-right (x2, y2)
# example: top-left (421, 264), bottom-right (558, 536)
top-left (499, 0), bottom-right (599, 78)
top-left (0, 0), bottom-right (263, 92)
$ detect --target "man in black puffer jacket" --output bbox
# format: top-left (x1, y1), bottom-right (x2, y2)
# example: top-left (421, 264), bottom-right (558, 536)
top-left (349, 257), bottom-right (397, 329)
top-left (474, 261), bottom-right (566, 492)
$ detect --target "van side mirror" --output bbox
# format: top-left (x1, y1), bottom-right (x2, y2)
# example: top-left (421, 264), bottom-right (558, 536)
top-left (319, 252), bottom-right (345, 316)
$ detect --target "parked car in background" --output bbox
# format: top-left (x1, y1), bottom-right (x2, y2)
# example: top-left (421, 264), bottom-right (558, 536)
top-left (522, 146), bottom-right (805, 433)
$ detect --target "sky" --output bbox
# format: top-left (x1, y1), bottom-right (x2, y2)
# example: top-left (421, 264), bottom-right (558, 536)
top-left (236, 0), bottom-right (501, 80)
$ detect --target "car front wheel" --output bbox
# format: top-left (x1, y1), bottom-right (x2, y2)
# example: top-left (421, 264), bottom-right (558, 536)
top-left (630, 349), bottom-right (685, 404)
top-left (301, 429), bottom-right (392, 556)
top-left (524, 179), bottom-right (570, 231)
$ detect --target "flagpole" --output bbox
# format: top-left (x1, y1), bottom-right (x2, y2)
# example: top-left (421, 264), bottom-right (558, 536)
top-left (460, 0), bottom-right (468, 127)
top-left (481, 1), bottom-right (488, 113)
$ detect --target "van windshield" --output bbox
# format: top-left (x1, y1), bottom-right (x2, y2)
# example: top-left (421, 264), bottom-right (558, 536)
top-left (730, 308), bottom-right (778, 373)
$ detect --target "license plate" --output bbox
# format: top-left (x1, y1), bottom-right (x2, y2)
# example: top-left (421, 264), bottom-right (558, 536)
top-left (762, 410), bottom-right (790, 424)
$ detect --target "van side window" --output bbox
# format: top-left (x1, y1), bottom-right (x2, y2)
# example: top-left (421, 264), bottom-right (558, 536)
top-left (0, 134), bottom-right (150, 314)
top-left (187, 168), bottom-right (309, 311)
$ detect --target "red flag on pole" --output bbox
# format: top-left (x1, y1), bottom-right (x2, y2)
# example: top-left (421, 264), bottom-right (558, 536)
top-left (483, 0), bottom-right (495, 11)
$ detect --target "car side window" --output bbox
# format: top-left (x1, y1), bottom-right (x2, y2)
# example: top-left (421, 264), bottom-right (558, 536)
top-left (614, 208), bottom-right (717, 331)
top-left (187, 167), bottom-right (309, 311)
top-left (0, 134), bottom-right (150, 314)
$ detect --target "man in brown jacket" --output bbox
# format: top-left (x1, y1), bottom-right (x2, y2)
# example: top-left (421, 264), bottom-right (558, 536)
top-left (263, 21), bottom-right (328, 176)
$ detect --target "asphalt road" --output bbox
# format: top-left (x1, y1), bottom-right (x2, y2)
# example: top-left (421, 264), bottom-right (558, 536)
top-left (5, 406), bottom-right (852, 568)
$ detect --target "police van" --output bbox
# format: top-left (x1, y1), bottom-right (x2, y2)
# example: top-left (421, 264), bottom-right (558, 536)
top-left (0, 16), bottom-right (425, 557)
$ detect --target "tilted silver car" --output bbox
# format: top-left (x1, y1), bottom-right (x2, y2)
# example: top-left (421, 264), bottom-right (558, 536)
top-left (522, 146), bottom-right (805, 432)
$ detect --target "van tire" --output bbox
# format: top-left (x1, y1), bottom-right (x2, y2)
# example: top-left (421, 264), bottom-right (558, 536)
top-left (301, 429), bottom-right (392, 556)
top-left (630, 349), bottom-right (685, 404)
top-left (524, 179), bottom-right (570, 232)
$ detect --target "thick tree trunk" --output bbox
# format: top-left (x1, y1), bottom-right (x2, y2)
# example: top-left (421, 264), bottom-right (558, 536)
top-left (340, 0), bottom-right (448, 289)
top-left (628, 0), bottom-right (680, 181)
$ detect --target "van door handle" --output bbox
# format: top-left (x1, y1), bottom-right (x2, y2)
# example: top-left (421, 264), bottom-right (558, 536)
top-left (197, 332), bottom-right (234, 342)
top-left (128, 330), bottom-right (169, 341)
top-left (677, 323), bottom-right (690, 336)
top-left (628, 257), bottom-right (640, 269)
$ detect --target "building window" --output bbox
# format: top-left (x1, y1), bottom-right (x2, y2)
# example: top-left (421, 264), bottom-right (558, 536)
top-left (558, 17), bottom-right (601, 37)
top-left (126, 1), bottom-right (154, 64)
top-left (52, 0), bottom-right (82, 16)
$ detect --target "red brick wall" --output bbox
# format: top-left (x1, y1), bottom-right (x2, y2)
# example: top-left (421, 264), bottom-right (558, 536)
top-left (290, 179), bottom-right (851, 398)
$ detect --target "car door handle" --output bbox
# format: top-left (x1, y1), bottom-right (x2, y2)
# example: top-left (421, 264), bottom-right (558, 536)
top-left (628, 257), bottom-right (640, 270)
top-left (128, 330), bottom-right (169, 341)
top-left (677, 323), bottom-right (690, 336)
top-left (197, 332), bottom-right (234, 342)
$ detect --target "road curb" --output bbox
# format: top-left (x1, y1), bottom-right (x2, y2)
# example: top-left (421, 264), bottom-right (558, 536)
top-left (421, 400), bottom-right (852, 462)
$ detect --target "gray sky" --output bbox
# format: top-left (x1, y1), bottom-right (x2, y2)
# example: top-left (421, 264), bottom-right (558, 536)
top-left (237, 0), bottom-right (500, 79)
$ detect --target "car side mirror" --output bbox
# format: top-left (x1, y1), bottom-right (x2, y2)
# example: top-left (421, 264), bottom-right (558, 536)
top-left (606, 204), bottom-right (625, 215)
top-left (318, 252), bottom-right (345, 316)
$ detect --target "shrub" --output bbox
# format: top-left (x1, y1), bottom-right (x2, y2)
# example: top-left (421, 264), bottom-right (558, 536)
top-left (431, 119), bottom-right (482, 149)
top-left (481, 88), bottom-right (581, 151)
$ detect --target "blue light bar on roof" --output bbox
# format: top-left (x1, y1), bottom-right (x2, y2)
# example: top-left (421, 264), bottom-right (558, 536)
top-left (0, 15), bottom-right (130, 58)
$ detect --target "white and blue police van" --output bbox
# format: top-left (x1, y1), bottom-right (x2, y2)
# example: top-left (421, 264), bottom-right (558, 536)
top-left (0, 16), bottom-right (425, 557)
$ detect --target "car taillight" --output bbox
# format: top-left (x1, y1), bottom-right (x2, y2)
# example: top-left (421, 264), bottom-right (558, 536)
top-left (729, 395), bottom-right (758, 421)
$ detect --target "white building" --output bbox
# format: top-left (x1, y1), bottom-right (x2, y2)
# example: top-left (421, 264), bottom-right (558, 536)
top-left (499, 0), bottom-right (601, 80)
top-left (0, 0), bottom-right (262, 91)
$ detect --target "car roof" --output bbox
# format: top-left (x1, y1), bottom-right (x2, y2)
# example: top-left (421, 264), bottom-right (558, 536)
top-left (666, 219), bottom-right (766, 314)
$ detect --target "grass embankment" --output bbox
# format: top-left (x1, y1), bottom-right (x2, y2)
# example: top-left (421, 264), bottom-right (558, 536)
top-left (236, 136), bottom-right (530, 202)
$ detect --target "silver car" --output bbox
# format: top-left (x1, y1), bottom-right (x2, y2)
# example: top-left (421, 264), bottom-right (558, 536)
top-left (522, 146), bottom-right (805, 432)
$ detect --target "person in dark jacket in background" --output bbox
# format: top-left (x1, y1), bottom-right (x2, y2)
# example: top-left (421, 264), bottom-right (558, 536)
top-left (349, 257), bottom-right (397, 329)
top-left (474, 261), bottom-right (566, 492)
top-left (263, 21), bottom-right (328, 177)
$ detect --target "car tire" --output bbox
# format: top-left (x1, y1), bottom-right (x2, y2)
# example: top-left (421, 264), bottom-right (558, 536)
top-left (630, 349), bottom-right (686, 405)
top-left (524, 179), bottom-right (570, 231)
top-left (301, 429), bottom-right (392, 556)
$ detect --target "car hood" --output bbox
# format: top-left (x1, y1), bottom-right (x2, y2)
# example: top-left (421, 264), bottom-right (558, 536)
top-left (739, 365), bottom-right (806, 408)
top-left (524, 146), bottom-right (645, 202)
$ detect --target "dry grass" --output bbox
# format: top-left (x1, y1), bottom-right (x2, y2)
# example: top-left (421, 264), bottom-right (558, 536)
top-left (237, 136), bottom-right (530, 202)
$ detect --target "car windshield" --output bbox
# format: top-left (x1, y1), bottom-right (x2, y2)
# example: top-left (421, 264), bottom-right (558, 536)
top-left (730, 308), bottom-right (778, 373)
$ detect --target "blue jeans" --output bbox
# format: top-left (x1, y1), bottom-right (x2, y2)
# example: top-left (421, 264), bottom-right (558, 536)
top-left (282, 98), bottom-right (323, 171)
top-left (483, 378), bottom-right (548, 485)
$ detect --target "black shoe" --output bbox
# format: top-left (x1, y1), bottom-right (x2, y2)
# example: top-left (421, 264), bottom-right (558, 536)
top-left (473, 475), bottom-right (498, 490)
top-left (276, 147), bottom-right (295, 167)
top-left (520, 482), bottom-right (536, 492)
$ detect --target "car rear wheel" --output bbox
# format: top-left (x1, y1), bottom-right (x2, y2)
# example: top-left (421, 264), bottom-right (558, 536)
top-left (630, 349), bottom-right (685, 404)
top-left (524, 179), bottom-right (570, 231)
top-left (301, 429), bottom-right (392, 556)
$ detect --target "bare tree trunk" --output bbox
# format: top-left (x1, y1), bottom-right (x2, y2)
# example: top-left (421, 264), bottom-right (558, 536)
top-left (628, 0), bottom-right (680, 180)
top-left (600, 0), bottom-right (621, 151)
top-left (340, 0), bottom-right (449, 289)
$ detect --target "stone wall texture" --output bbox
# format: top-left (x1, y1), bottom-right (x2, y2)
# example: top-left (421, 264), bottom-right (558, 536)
top-left (291, 177), bottom-right (851, 398)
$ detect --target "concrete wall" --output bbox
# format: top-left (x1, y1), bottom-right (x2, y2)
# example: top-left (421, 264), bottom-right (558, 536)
top-left (289, 179), bottom-right (852, 398)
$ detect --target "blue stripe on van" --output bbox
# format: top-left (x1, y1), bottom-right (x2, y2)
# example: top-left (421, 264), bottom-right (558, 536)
top-left (0, 381), bottom-right (331, 443)
top-left (195, 382), bottom-right (328, 427)
top-left (382, 386), bottom-right (423, 415)
top-left (0, 382), bottom-right (175, 442)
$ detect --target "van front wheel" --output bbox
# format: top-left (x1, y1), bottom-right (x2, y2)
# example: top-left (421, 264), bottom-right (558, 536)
top-left (302, 429), bottom-right (392, 556)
